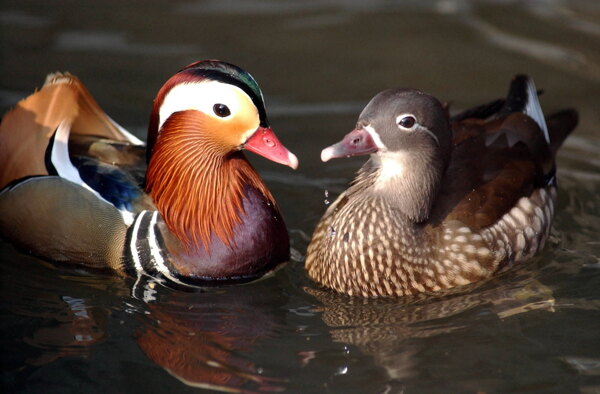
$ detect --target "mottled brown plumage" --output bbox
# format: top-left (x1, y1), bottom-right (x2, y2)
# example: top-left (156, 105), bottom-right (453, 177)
top-left (306, 75), bottom-right (576, 297)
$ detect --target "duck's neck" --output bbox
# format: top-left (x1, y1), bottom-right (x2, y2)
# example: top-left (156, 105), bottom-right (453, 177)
top-left (358, 149), bottom-right (446, 223)
top-left (145, 113), bottom-right (274, 252)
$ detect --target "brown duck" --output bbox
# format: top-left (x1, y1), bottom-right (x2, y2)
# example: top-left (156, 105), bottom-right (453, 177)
top-left (306, 75), bottom-right (577, 297)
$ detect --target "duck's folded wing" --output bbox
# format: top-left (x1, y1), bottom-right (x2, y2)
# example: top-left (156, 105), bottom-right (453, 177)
top-left (70, 153), bottom-right (153, 212)
top-left (0, 73), bottom-right (143, 190)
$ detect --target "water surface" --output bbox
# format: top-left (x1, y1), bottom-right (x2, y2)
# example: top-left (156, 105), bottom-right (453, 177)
top-left (1, 1), bottom-right (600, 392)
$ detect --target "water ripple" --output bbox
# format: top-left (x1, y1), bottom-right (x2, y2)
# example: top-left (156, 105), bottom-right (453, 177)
top-left (0, 10), bottom-right (53, 28)
top-left (463, 16), bottom-right (599, 80)
top-left (54, 31), bottom-right (203, 56)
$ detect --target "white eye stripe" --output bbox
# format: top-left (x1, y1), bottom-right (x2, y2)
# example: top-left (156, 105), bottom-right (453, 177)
top-left (395, 113), bottom-right (439, 146)
top-left (418, 126), bottom-right (440, 146)
top-left (158, 80), bottom-right (252, 130)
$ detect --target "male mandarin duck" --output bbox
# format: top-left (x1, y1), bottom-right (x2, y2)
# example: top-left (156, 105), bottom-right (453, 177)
top-left (306, 75), bottom-right (577, 297)
top-left (0, 60), bottom-right (298, 286)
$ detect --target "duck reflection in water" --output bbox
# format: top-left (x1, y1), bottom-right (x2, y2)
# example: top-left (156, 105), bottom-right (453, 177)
top-left (305, 266), bottom-right (555, 389)
top-left (17, 294), bottom-right (108, 367)
top-left (6, 266), bottom-right (286, 392)
top-left (134, 277), bottom-right (287, 392)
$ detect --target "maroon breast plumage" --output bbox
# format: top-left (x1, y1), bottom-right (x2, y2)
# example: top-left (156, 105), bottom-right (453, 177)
top-left (0, 60), bottom-right (297, 286)
top-left (305, 75), bottom-right (577, 297)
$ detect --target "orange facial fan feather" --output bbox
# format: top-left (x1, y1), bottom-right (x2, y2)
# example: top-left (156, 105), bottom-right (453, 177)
top-left (145, 110), bottom-right (275, 252)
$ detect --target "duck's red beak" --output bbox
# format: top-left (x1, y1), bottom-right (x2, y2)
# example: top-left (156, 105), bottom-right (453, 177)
top-left (244, 127), bottom-right (298, 169)
top-left (320, 128), bottom-right (378, 162)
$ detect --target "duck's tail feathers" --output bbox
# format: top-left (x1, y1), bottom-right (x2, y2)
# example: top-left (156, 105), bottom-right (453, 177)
top-left (0, 73), bottom-right (143, 189)
top-left (523, 77), bottom-right (550, 144)
top-left (501, 74), bottom-right (550, 144)
top-left (545, 109), bottom-right (578, 156)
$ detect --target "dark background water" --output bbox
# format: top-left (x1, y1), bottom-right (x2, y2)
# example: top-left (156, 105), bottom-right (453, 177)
top-left (1, 1), bottom-right (600, 393)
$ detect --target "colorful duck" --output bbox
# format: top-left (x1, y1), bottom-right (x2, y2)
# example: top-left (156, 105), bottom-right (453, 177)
top-left (0, 60), bottom-right (298, 286)
top-left (306, 75), bottom-right (577, 297)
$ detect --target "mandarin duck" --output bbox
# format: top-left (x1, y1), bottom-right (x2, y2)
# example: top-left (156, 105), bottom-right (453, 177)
top-left (0, 60), bottom-right (298, 286)
top-left (306, 75), bottom-right (577, 297)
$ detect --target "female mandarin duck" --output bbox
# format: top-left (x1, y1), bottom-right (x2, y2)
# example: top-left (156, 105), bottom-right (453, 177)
top-left (306, 75), bottom-right (577, 297)
top-left (0, 60), bottom-right (298, 286)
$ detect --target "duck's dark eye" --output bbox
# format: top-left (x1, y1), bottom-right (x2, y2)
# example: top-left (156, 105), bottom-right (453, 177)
top-left (213, 103), bottom-right (231, 117)
top-left (398, 115), bottom-right (416, 129)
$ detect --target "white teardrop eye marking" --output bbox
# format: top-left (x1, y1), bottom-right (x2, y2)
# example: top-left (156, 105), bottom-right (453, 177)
top-left (158, 80), bottom-right (258, 130)
top-left (395, 113), bottom-right (440, 146)
top-left (396, 114), bottom-right (417, 130)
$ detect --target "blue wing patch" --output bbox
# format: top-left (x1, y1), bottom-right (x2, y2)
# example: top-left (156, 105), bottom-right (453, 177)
top-left (71, 156), bottom-right (143, 211)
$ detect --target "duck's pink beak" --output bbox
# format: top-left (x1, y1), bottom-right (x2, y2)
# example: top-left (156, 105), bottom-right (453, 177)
top-left (321, 128), bottom-right (378, 162)
top-left (245, 127), bottom-right (298, 169)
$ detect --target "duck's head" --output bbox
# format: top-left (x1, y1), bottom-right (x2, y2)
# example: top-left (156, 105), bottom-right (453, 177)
top-left (147, 60), bottom-right (297, 169)
top-left (322, 89), bottom-right (451, 164)
top-left (321, 89), bottom-right (452, 221)
top-left (144, 61), bottom-right (297, 256)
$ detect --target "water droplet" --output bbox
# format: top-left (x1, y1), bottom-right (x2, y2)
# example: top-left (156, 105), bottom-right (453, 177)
top-left (262, 136), bottom-right (275, 147)
top-left (327, 226), bottom-right (337, 236)
top-left (324, 189), bottom-right (330, 205)
top-left (335, 365), bottom-right (348, 375)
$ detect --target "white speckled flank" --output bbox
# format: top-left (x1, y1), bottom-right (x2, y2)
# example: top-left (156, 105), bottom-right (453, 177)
top-left (305, 185), bottom-right (557, 298)
top-left (481, 186), bottom-right (555, 265)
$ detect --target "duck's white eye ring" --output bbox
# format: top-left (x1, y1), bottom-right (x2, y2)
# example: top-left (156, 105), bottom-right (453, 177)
top-left (213, 103), bottom-right (231, 117)
top-left (397, 115), bottom-right (416, 129)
